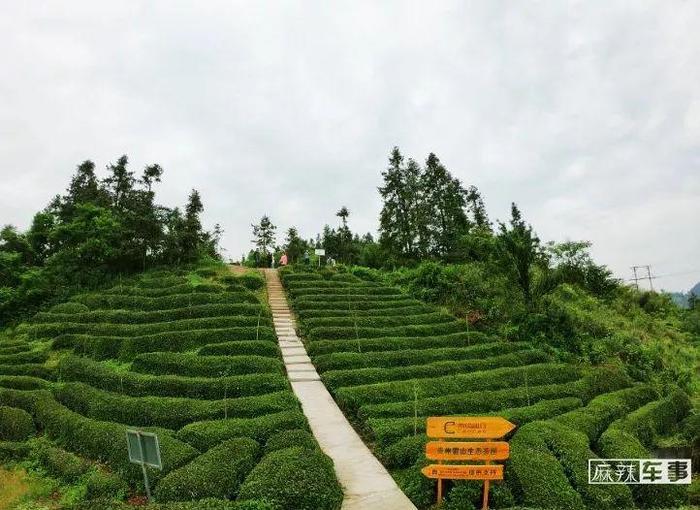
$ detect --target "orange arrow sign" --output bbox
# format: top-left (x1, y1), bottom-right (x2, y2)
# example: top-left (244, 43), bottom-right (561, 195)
top-left (426, 441), bottom-right (510, 461)
top-left (426, 416), bottom-right (516, 439)
top-left (421, 464), bottom-right (504, 480)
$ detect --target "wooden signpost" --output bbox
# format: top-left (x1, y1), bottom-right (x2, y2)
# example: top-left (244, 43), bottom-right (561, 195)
top-left (423, 416), bottom-right (516, 509)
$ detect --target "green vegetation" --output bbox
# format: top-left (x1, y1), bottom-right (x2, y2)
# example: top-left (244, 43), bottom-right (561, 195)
top-left (281, 264), bottom-right (697, 509)
top-left (0, 267), bottom-right (341, 509)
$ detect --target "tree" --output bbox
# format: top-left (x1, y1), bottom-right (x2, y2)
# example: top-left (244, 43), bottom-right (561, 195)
top-left (141, 164), bottom-right (163, 193)
top-left (252, 215), bottom-right (276, 266)
top-left (378, 147), bottom-right (423, 262)
top-left (104, 155), bottom-right (135, 211)
top-left (497, 203), bottom-right (543, 307)
top-left (181, 189), bottom-right (205, 262)
top-left (284, 227), bottom-right (307, 263)
top-left (421, 153), bottom-right (470, 258)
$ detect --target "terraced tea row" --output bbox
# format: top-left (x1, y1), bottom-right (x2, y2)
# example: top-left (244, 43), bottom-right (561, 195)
top-left (0, 270), bottom-right (342, 509)
top-left (280, 267), bottom-right (692, 509)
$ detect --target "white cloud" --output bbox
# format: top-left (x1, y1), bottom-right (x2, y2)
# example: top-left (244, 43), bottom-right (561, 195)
top-left (1, 0), bottom-right (698, 290)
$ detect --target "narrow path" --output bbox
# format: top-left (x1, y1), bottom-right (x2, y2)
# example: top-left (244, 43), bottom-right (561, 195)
top-left (263, 269), bottom-right (417, 510)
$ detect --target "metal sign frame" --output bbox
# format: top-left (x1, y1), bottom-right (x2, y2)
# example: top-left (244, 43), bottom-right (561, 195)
top-left (126, 429), bottom-right (162, 469)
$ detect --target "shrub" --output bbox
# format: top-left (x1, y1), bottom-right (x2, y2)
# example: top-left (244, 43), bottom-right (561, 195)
top-left (238, 447), bottom-right (342, 510)
top-left (137, 276), bottom-right (188, 288)
top-left (49, 302), bottom-right (89, 314)
top-left (71, 291), bottom-right (257, 311)
top-left (296, 304), bottom-right (431, 320)
top-left (293, 297), bottom-right (418, 310)
top-left (507, 422), bottom-right (586, 510)
top-left (131, 353), bottom-right (283, 377)
top-left (335, 363), bottom-right (582, 412)
top-left (322, 350), bottom-right (550, 389)
top-left (177, 410), bottom-right (309, 451)
top-left (289, 286), bottom-right (401, 298)
top-left (34, 303), bottom-right (264, 325)
top-left (155, 438), bottom-right (260, 501)
top-left (103, 283), bottom-right (225, 297)
top-left (368, 397), bottom-right (584, 447)
top-left (307, 321), bottom-right (468, 341)
top-left (312, 341), bottom-right (527, 372)
top-left (31, 396), bottom-right (199, 484)
top-left (264, 429), bottom-right (318, 454)
top-left (54, 382), bottom-right (299, 429)
top-left (359, 379), bottom-right (591, 420)
top-left (28, 437), bottom-right (90, 482)
top-left (0, 405), bottom-right (35, 440)
top-left (552, 385), bottom-right (657, 441)
top-left (58, 355), bottom-right (289, 400)
top-left (198, 341), bottom-right (279, 358)
top-left (0, 350), bottom-right (48, 364)
top-left (29, 315), bottom-right (272, 339)
top-left (84, 469), bottom-right (129, 500)
top-left (307, 331), bottom-right (495, 356)
top-left (0, 375), bottom-right (50, 390)
top-left (238, 273), bottom-right (265, 291)
top-left (0, 440), bottom-right (30, 461)
top-left (0, 363), bottom-right (54, 380)
top-left (59, 327), bottom-right (277, 360)
top-left (301, 312), bottom-right (456, 332)
top-left (196, 268), bottom-right (219, 278)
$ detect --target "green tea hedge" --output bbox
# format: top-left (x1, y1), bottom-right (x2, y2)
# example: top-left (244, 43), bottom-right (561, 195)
top-left (54, 382), bottom-right (299, 429)
top-left (307, 331), bottom-right (494, 356)
top-left (155, 438), bottom-right (260, 501)
top-left (131, 353), bottom-right (283, 377)
top-left (58, 356), bottom-right (289, 399)
top-left (0, 405), bottom-right (35, 440)
top-left (34, 303), bottom-right (264, 325)
top-left (72, 292), bottom-right (258, 311)
top-left (177, 410), bottom-right (309, 451)
top-left (312, 341), bottom-right (527, 372)
top-left (321, 350), bottom-right (550, 388)
top-left (307, 321), bottom-right (468, 341)
top-left (264, 429), bottom-right (318, 454)
top-left (238, 447), bottom-right (342, 510)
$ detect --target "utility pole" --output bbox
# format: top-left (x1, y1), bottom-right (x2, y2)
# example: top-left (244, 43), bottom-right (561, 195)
top-left (631, 266), bottom-right (640, 291)
top-left (631, 265), bottom-right (656, 291)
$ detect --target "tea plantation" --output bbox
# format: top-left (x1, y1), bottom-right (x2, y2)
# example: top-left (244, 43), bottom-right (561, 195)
top-left (0, 268), bottom-right (342, 510)
top-left (280, 265), bottom-right (694, 509)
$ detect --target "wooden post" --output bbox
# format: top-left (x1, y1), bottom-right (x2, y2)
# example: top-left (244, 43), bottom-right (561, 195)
top-left (437, 457), bottom-right (443, 506)
top-left (482, 439), bottom-right (491, 510)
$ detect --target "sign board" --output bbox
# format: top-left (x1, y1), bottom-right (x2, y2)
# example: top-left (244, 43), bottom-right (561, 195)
top-left (422, 464), bottom-right (504, 480)
top-left (314, 249), bottom-right (325, 256)
top-left (426, 441), bottom-right (509, 461)
top-left (126, 430), bottom-right (162, 470)
top-left (426, 416), bottom-right (516, 439)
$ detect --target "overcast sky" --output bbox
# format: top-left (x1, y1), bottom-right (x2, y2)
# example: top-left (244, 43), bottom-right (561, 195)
top-left (2, 1), bottom-right (699, 291)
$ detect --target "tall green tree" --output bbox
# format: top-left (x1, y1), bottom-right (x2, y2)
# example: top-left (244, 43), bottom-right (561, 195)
top-left (497, 203), bottom-right (543, 307)
top-left (284, 227), bottom-right (307, 263)
top-left (421, 153), bottom-right (470, 258)
top-left (251, 215), bottom-right (276, 266)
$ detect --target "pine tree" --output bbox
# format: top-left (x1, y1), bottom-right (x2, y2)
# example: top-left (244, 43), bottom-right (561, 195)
top-left (251, 215), bottom-right (276, 260)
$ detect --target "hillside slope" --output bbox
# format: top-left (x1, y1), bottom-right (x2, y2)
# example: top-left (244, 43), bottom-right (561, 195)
top-left (280, 265), bottom-right (693, 509)
top-left (0, 265), bottom-right (342, 510)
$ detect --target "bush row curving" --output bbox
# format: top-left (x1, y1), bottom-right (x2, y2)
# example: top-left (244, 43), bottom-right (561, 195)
top-left (155, 438), bottom-right (260, 502)
top-left (54, 382), bottom-right (299, 429)
top-left (131, 353), bottom-right (283, 377)
top-left (58, 355), bottom-right (289, 399)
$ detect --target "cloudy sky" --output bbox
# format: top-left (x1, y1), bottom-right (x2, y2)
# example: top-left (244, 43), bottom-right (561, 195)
top-left (2, 1), bottom-right (699, 291)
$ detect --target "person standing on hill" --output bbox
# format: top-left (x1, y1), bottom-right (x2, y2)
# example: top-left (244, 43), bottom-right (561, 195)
top-left (280, 253), bottom-right (288, 266)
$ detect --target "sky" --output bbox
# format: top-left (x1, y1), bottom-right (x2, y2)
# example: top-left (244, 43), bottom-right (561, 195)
top-left (2, 1), bottom-right (699, 292)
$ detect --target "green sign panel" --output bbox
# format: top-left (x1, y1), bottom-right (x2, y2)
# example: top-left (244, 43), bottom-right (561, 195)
top-left (126, 430), bottom-right (162, 470)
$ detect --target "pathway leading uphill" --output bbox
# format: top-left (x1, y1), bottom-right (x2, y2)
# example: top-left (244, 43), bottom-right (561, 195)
top-left (263, 269), bottom-right (417, 510)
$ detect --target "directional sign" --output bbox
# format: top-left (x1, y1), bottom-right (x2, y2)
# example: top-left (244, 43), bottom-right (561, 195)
top-left (314, 249), bottom-right (325, 256)
top-left (422, 464), bottom-right (504, 480)
top-left (426, 416), bottom-right (516, 439)
top-left (426, 441), bottom-right (510, 461)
